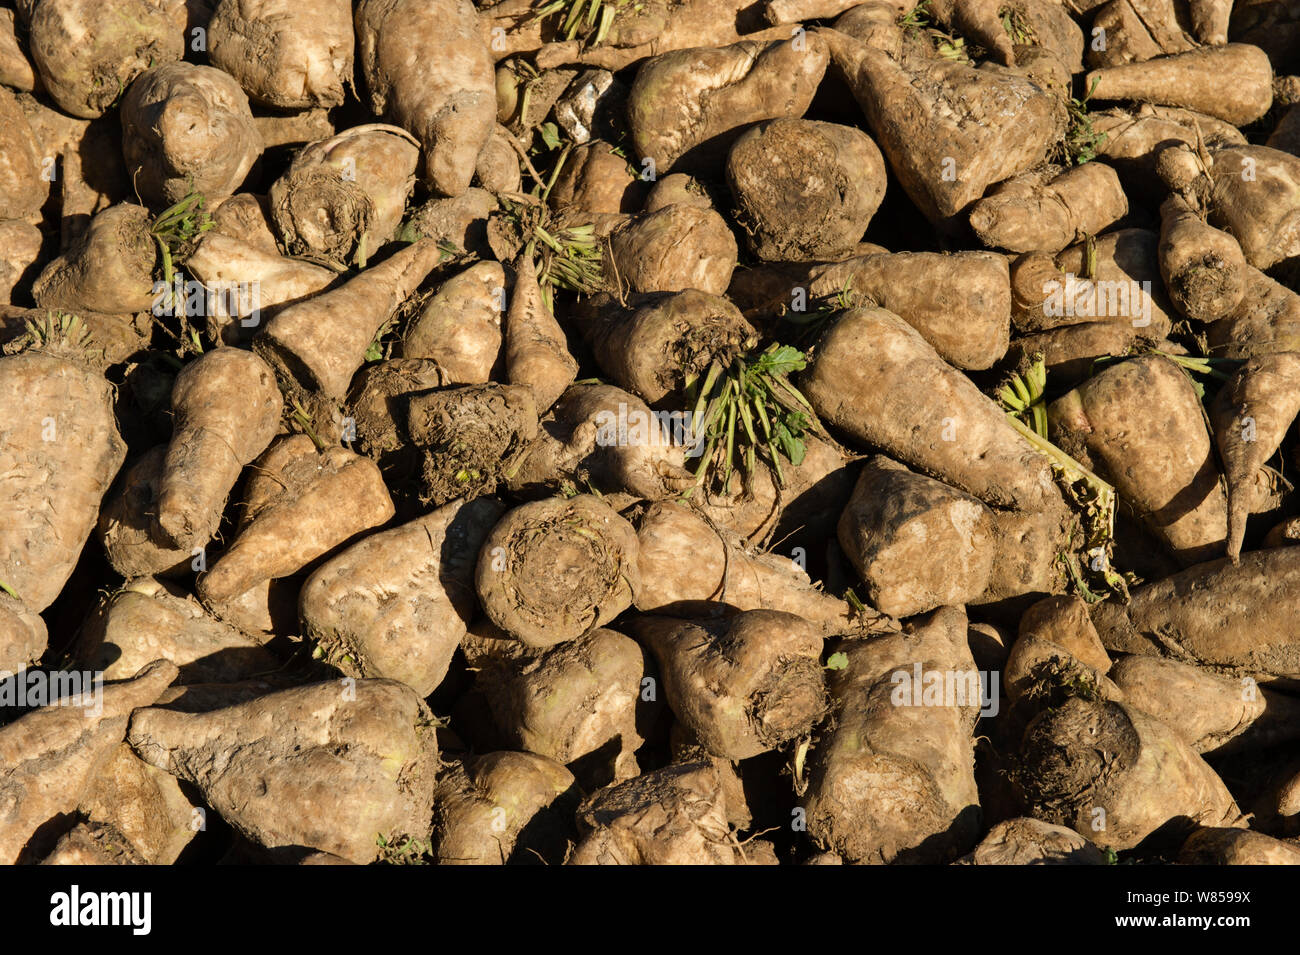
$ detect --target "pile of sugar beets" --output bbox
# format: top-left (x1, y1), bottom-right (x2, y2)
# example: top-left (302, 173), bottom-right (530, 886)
top-left (1, 0), bottom-right (1300, 867)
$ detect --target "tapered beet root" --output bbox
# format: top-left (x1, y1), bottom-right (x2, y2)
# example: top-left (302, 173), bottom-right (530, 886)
top-left (154, 347), bottom-right (283, 550)
top-left (127, 679), bottom-right (439, 863)
top-left (0, 661), bottom-right (178, 864)
top-left (0, 318), bottom-right (127, 612)
top-left (300, 497), bottom-right (504, 696)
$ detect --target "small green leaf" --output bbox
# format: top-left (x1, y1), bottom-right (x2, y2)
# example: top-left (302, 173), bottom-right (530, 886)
top-left (762, 344), bottom-right (807, 375)
top-left (825, 652), bottom-right (849, 671)
top-left (785, 434), bottom-right (806, 467)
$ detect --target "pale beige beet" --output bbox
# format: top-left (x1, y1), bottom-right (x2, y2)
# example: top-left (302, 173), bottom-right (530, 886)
top-left (583, 289), bottom-right (756, 405)
top-left (255, 238), bottom-right (445, 399)
top-left (472, 626), bottom-right (652, 781)
top-left (802, 606), bottom-right (983, 863)
top-left (634, 501), bottom-right (869, 632)
top-left (627, 34), bottom-right (828, 174)
top-left (726, 118), bottom-right (886, 262)
top-left (120, 62), bottom-right (263, 207)
top-left (1016, 696), bottom-right (1247, 850)
top-left (186, 233), bottom-right (338, 345)
top-left (1178, 828), bottom-right (1300, 865)
top-left (208, 0), bottom-right (354, 109)
top-left (31, 203), bottom-right (155, 316)
top-left (1086, 45), bottom-right (1274, 127)
top-left (821, 26), bottom-right (1064, 223)
top-left (607, 204), bottom-right (737, 296)
top-left (0, 593), bottom-right (47, 674)
top-left (631, 610), bottom-right (827, 760)
top-left (504, 253), bottom-right (577, 413)
top-left (956, 817), bottom-right (1107, 865)
top-left (128, 678), bottom-right (439, 863)
top-left (23, 0), bottom-right (183, 119)
top-left (806, 251), bottom-right (1011, 370)
top-left (268, 123), bottom-right (419, 265)
top-left (506, 382), bottom-right (690, 502)
top-left (75, 578), bottom-right (276, 683)
top-left (1209, 146), bottom-right (1300, 276)
top-left (1048, 355), bottom-right (1228, 564)
top-left (569, 761), bottom-right (760, 865)
top-left (155, 347), bottom-right (284, 550)
top-left (97, 447), bottom-right (192, 579)
top-left (0, 339), bottom-right (127, 612)
top-left (299, 497), bottom-right (504, 696)
top-left (76, 743), bottom-right (201, 865)
top-left (1109, 655), bottom-right (1300, 756)
top-left (0, 87), bottom-right (48, 221)
top-left (1091, 548), bottom-right (1300, 680)
top-left (0, 660), bottom-right (178, 864)
top-left (400, 261), bottom-right (505, 383)
top-left (475, 494), bottom-right (639, 648)
top-left (197, 436), bottom-right (395, 612)
top-left (355, 0), bottom-right (496, 196)
top-left (433, 751), bottom-right (579, 865)
top-left (839, 457), bottom-right (995, 618)
top-left (803, 307), bottom-right (1055, 511)
top-left (969, 163), bottom-right (1128, 254)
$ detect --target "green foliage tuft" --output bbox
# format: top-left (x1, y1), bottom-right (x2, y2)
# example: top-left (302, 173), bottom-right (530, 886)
top-left (1062, 77), bottom-right (1107, 166)
top-left (682, 343), bottom-right (825, 499)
